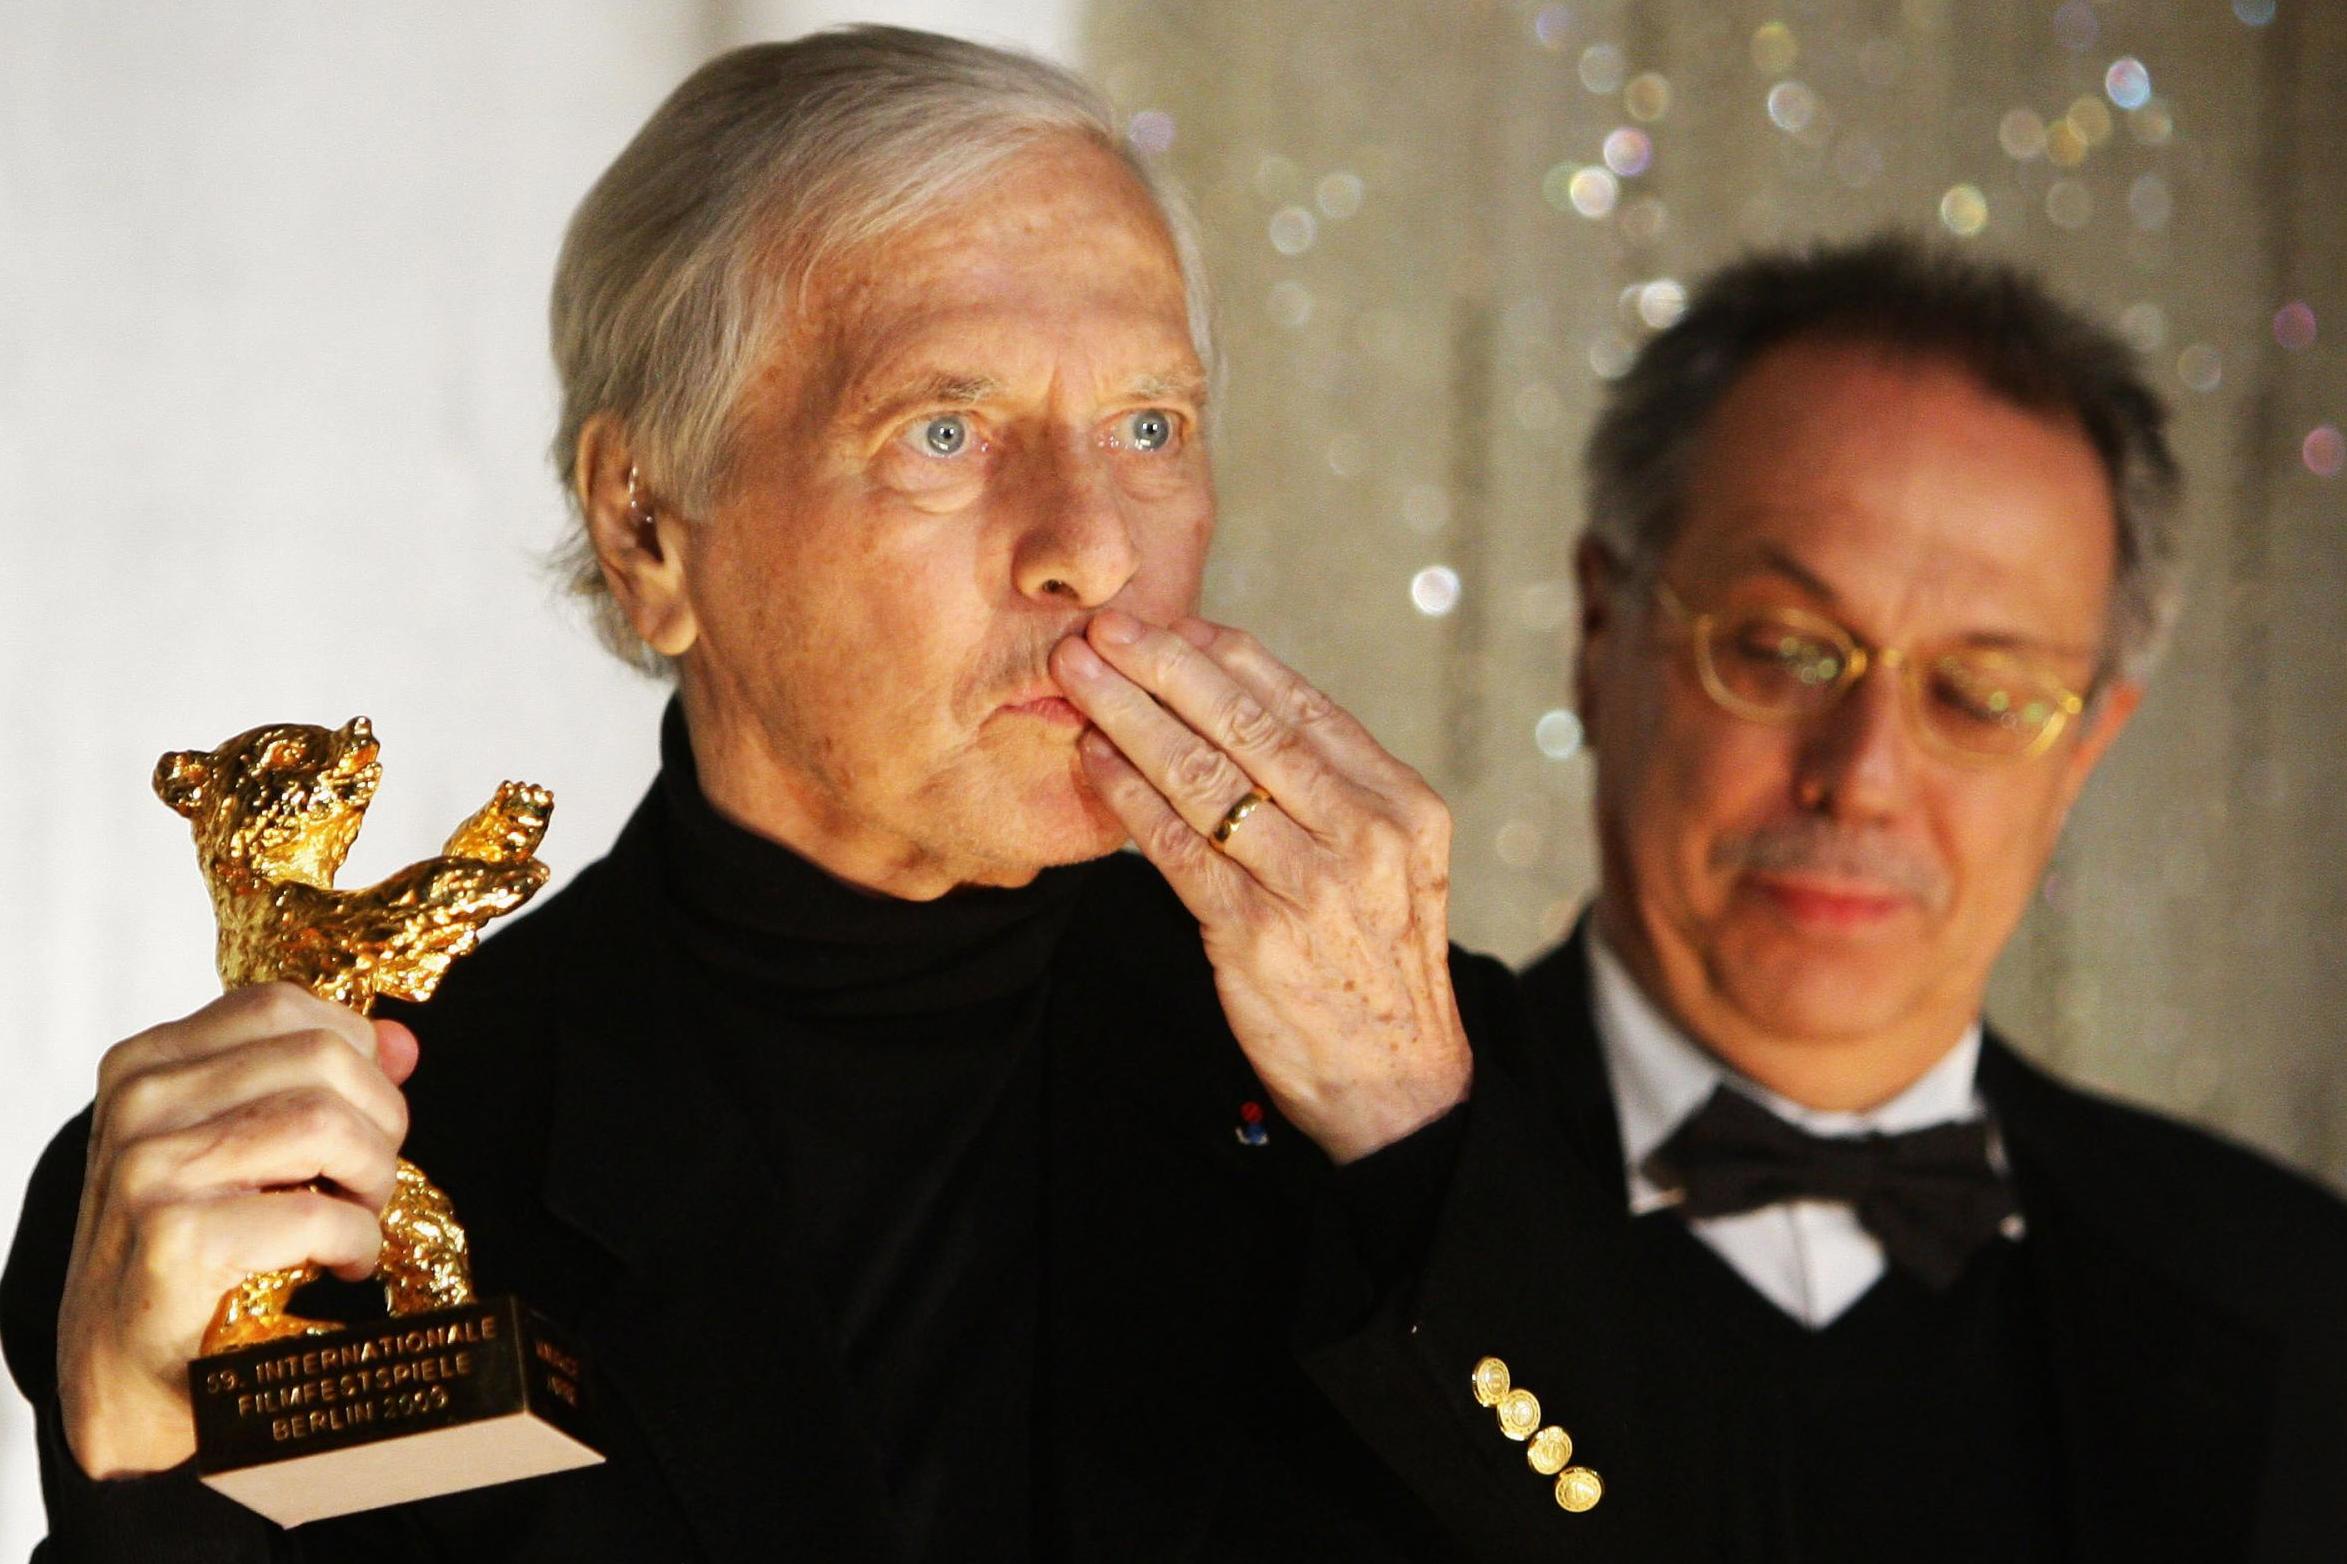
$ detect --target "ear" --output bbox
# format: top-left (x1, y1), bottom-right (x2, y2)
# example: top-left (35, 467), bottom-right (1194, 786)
top-left (333, 715), bottom-right (379, 766)
top-left (575, 414), bottom-right (700, 659)
top-left (154, 751), bottom-right (210, 816)
top-left (1572, 537), bottom-right (1621, 726)
top-left (2054, 675), bottom-right (2143, 814)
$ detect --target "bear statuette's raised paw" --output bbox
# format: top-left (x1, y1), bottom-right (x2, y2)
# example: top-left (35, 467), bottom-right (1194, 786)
top-left (155, 716), bottom-right (553, 1351)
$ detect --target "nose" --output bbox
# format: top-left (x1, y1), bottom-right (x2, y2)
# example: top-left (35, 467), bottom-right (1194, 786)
top-left (1792, 661), bottom-right (1915, 819)
top-left (1009, 436), bottom-right (1141, 608)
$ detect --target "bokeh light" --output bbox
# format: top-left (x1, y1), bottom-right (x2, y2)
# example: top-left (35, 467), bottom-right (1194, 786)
top-left (1624, 71), bottom-right (1672, 122)
top-left (1535, 709), bottom-right (1585, 760)
top-left (1315, 171), bottom-right (1364, 220)
top-left (1568, 165), bottom-right (1619, 217)
top-left (1603, 127), bottom-right (1654, 177)
top-left (1587, 330), bottom-right (1636, 379)
top-left (2274, 301), bottom-right (2318, 352)
top-left (2304, 425), bottom-right (2345, 479)
top-left (2046, 180), bottom-right (2093, 230)
top-left (2177, 344), bottom-right (2224, 393)
top-left (1267, 205), bottom-right (1317, 255)
top-left (1751, 21), bottom-right (1798, 74)
top-left (1636, 279), bottom-right (1687, 329)
top-left (2129, 99), bottom-right (2175, 145)
top-left (1410, 565), bottom-right (1462, 617)
top-left (1617, 195), bottom-right (1669, 244)
top-left (1767, 81), bottom-right (1818, 134)
top-left (1579, 43), bottom-right (1626, 93)
top-left (2127, 173), bottom-right (2172, 231)
top-left (2119, 302), bottom-right (2167, 354)
top-left (1400, 484), bottom-right (1451, 536)
top-left (1939, 184), bottom-right (1989, 237)
top-left (1833, 135), bottom-right (1885, 189)
top-left (1999, 108), bottom-right (2047, 160)
top-left (2104, 57), bottom-right (2152, 111)
top-left (2233, 0), bottom-right (2277, 24)
top-left (1531, 3), bottom-right (1573, 49)
top-left (2051, 0), bottom-right (2097, 52)
top-left (1125, 110), bottom-right (1175, 155)
top-left (1494, 819), bottom-right (1544, 869)
top-left (1265, 279), bottom-right (1313, 329)
top-left (2067, 95), bottom-right (2114, 146)
top-left (1252, 153), bottom-right (1299, 199)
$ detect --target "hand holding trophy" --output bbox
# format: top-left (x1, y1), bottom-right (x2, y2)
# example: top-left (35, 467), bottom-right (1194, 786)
top-left (53, 716), bottom-right (599, 1527)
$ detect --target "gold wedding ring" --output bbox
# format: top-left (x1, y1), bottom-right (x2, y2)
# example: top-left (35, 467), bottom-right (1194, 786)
top-left (1211, 787), bottom-right (1271, 846)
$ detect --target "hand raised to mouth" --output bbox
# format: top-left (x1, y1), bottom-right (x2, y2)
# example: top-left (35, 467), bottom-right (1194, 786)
top-left (1050, 609), bottom-right (1471, 1164)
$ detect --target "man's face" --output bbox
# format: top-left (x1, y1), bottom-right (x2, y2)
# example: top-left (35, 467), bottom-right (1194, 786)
top-left (1581, 338), bottom-right (2141, 1095)
top-left (658, 136), bottom-right (1212, 894)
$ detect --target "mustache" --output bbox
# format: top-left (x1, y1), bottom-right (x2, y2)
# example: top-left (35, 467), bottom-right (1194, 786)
top-left (971, 623), bottom-right (1090, 703)
top-left (1711, 816), bottom-right (1950, 912)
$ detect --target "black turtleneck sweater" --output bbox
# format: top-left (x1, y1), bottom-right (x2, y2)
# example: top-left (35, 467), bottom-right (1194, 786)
top-left (650, 704), bottom-right (1090, 1558)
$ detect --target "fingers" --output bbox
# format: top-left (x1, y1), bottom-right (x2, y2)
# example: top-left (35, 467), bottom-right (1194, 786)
top-left (374, 1018), bottom-right (420, 1085)
top-left (113, 1085), bottom-right (403, 1216)
top-left (135, 1189), bottom-right (385, 1298)
top-left (1052, 610), bottom-right (1350, 842)
top-left (1172, 616), bottom-right (1427, 806)
top-left (98, 983), bottom-right (375, 1098)
top-left (1074, 729), bottom-right (1249, 922)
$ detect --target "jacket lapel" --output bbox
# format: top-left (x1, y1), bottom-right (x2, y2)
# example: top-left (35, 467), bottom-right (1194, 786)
top-left (1978, 1038), bottom-right (2275, 1561)
top-left (537, 853), bottom-right (900, 1562)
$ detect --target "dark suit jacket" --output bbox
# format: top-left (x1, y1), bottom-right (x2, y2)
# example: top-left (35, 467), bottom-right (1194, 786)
top-left (1520, 930), bottom-right (2347, 1563)
top-left (4, 813), bottom-right (1639, 1561)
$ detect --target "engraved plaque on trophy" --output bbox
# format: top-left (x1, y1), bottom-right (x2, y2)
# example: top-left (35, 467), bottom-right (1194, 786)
top-left (156, 716), bottom-right (603, 1526)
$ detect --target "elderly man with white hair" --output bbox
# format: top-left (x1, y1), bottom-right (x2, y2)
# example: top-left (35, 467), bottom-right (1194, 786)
top-left (3, 29), bottom-right (1628, 1562)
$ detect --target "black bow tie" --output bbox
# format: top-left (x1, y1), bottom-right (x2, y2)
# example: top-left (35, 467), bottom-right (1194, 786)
top-left (1644, 1085), bottom-right (2020, 1290)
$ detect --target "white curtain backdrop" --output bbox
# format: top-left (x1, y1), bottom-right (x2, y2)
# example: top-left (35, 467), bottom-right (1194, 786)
top-left (0, 4), bottom-right (1070, 1553)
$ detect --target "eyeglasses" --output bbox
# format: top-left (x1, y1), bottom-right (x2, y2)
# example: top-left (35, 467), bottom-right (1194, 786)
top-left (1652, 581), bottom-right (2088, 764)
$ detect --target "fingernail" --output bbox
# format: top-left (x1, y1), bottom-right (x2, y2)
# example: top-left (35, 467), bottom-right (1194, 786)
top-left (1057, 637), bottom-right (1106, 680)
top-left (1091, 608), bottom-right (1143, 646)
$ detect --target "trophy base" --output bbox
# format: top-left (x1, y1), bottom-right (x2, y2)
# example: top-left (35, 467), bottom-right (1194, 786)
top-left (189, 1294), bottom-right (603, 1527)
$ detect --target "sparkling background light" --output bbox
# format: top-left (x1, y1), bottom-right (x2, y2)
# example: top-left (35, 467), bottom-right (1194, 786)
top-left (1602, 127), bottom-right (1653, 177)
top-left (1578, 42), bottom-right (1625, 93)
top-left (1410, 564), bottom-right (1462, 617)
top-left (1267, 204), bottom-right (1317, 255)
top-left (1939, 183), bottom-right (1989, 236)
top-left (1535, 709), bottom-right (1585, 760)
top-left (1089, 0), bottom-right (2347, 1192)
top-left (2104, 56), bottom-right (2153, 111)
top-left (1765, 80), bottom-right (1818, 134)
top-left (2304, 425), bottom-right (2345, 478)
top-left (1567, 165), bottom-right (1618, 217)
top-left (1125, 109), bottom-right (1175, 155)
top-left (2274, 301), bottom-right (2318, 352)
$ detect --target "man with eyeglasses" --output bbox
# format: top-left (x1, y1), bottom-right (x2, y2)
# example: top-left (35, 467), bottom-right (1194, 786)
top-left (1520, 237), bottom-right (2347, 1561)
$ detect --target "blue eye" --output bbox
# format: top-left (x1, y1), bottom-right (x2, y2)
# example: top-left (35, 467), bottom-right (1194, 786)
top-left (1126, 409), bottom-right (1175, 452)
top-left (921, 415), bottom-right (970, 457)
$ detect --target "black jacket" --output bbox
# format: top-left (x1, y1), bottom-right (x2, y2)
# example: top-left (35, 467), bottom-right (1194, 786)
top-left (1519, 931), bottom-right (2347, 1563)
top-left (5, 797), bottom-right (1637, 1561)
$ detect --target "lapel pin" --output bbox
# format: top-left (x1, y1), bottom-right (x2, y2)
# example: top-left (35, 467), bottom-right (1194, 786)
top-left (1234, 1099), bottom-right (1269, 1147)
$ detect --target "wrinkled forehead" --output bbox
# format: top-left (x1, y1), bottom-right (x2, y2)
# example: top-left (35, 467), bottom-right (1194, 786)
top-left (783, 137), bottom-right (1198, 403)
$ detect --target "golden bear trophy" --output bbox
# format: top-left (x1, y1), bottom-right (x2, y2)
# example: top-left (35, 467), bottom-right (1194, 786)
top-left (157, 716), bottom-right (602, 1526)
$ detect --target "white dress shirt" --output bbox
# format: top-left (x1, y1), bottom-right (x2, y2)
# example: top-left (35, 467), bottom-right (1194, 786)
top-left (1585, 931), bottom-right (2011, 1329)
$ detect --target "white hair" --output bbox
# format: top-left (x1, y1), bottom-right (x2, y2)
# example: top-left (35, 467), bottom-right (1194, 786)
top-left (547, 26), bottom-right (1216, 673)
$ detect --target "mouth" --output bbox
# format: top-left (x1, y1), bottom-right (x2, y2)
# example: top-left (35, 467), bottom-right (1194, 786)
top-left (1741, 871), bottom-right (1911, 931)
top-left (996, 687), bottom-right (1087, 729)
